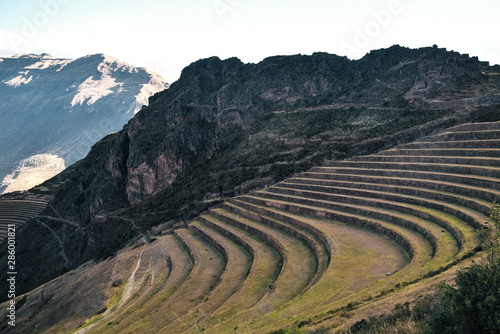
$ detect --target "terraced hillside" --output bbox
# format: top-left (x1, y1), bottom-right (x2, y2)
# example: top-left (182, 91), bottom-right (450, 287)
top-left (0, 193), bottom-right (52, 242)
top-left (68, 121), bottom-right (498, 333)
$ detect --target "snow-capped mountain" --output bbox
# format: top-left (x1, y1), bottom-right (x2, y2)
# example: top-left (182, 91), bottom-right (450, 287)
top-left (0, 53), bottom-right (168, 193)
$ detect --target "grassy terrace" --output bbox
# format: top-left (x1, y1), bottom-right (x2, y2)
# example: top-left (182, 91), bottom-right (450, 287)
top-left (399, 139), bottom-right (500, 149)
top-left (377, 148), bottom-right (500, 157)
top-left (88, 234), bottom-right (194, 334)
top-left (264, 185), bottom-right (474, 252)
top-left (417, 129), bottom-right (500, 141)
top-left (319, 161), bottom-right (500, 179)
top-left (218, 205), bottom-right (412, 333)
top-left (74, 121), bottom-right (500, 333)
top-left (198, 214), bottom-right (283, 322)
top-left (353, 155), bottom-right (500, 167)
top-left (282, 178), bottom-right (495, 214)
top-left (0, 195), bottom-right (52, 241)
top-left (446, 121), bottom-right (500, 132)
top-left (183, 222), bottom-right (253, 323)
top-left (223, 200), bottom-right (330, 283)
top-left (147, 228), bottom-right (225, 333)
top-left (208, 208), bottom-right (317, 310)
top-left (277, 182), bottom-right (487, 238)
top-left (306, 168), bottom-right (500, 191)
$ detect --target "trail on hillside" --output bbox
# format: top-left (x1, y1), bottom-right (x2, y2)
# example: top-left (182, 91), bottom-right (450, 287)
top-left (76, 243), bottom-right (149, 334)
top-left (120, 244), bottom-right (150, 306)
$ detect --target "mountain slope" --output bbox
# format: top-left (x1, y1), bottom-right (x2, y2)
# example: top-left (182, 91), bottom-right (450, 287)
top-left (2, 119), bottom-right (500, 333)
top-left (0, 53), bottom-right (168, 193)
top-left (48, 46), bottom-right (500, 221)
top-left (2, 45), bottom-right (500, 303)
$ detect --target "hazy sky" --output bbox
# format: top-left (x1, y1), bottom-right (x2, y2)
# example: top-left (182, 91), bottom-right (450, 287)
top-left (0, 0), bottom-right (499, 82)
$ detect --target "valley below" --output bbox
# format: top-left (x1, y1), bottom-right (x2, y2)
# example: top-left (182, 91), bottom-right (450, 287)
top-left (1, 154), bottom-right (65, 194)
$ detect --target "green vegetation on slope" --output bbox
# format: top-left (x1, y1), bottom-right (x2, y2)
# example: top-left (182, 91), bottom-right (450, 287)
top-left (339, 203), bottom-right (500, 334)
top-left (127, 106), bottom-right (454, 228)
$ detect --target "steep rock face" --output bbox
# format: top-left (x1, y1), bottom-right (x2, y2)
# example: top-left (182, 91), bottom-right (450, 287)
top-left (123, 54), bottom-right (355, 204)
top-left (62, 53), bottom-right (360, 212)
top-left (0, 53), bottom-right (168, 193)
top-left (8, 45), bottom-right (500, 297)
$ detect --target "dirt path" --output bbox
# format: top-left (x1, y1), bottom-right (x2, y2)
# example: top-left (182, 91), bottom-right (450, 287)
top-left (36, 219), bottom-right (72, 268)
top-left (119, 244), bottom-right (149, 306)
top-left (76, 243), bottom-right (149, 334)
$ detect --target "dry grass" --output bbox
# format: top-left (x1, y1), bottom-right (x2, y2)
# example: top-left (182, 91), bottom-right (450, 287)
top-left (17, 122), bottom-right (499, 334)
top-left (88, 234), bottom-right (193, 333)
top-left (224, 211), bottom-right (412, 333)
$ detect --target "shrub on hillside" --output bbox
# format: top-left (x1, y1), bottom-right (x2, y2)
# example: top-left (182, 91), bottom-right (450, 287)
top-left (346, 204), bottom-right (500, 334)
top-left (423, 203), bottom-right (500, 334)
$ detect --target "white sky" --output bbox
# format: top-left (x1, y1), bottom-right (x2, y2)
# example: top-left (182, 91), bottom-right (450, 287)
top-left (0, 0), bottom-right (499, 82)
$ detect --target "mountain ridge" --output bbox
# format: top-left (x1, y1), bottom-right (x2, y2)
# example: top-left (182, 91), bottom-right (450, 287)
top-left (0, 52), bottom-right (168, 194)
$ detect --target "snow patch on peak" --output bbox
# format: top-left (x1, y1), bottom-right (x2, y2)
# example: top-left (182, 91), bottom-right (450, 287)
top-left (71, 75), bottom-right (119, 106)
top-left (25, 58), bottom-right (71, 71)
top-left (97, 57), bottom-right (139, 76)
top-left (140, 66), bottom-right (167, 81)
top-left (4, 71), bottom-right (33, 87)
top-left (11, 53), bottom-right (43, 59)
top-left (82, 53), bottom-right (107, 62)
top-left (101, 54), bottom-right (119, 62)
top-left (134, 77), bottom-right (169, 113)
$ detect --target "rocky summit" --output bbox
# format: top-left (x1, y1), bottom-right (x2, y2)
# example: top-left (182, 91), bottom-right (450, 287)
top-left (0, 53), bottom-right (168, 194)
top-left (0, 45), bottom-right (500, 333)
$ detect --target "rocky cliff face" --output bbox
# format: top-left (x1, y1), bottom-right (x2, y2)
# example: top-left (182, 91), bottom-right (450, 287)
top-left (49, 53), bottom-right (359, 219)
top-left (5, 45), bottom-right (500, 297)
top-left (73, 46), bottom-right (497, 212)
top-left (0, 53), bottom-right (168, 194)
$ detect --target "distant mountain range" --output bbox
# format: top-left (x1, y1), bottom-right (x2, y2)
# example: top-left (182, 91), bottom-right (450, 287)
top-left (0, 53), bottom-right (168, 193)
